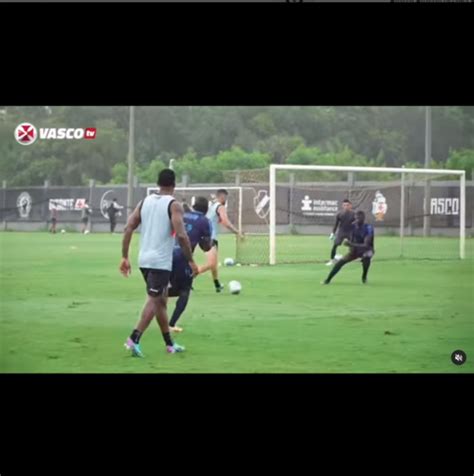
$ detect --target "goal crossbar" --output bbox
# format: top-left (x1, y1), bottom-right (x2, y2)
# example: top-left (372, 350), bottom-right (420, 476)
top-left (270, 164), bottom-right (465, 176)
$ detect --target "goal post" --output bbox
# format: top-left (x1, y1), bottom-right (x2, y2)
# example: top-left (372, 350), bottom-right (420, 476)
top-left (268, 164), bottom-right (466, 265)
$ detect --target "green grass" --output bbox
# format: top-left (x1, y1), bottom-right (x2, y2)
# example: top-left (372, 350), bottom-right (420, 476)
top-left (1, 232), bottom-right (473, 373)
top-left (237, 233), bottom-right (474, 264)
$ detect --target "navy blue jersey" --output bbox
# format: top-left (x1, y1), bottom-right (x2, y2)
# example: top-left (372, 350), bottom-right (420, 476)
top-left (181, 210), bottom-right (211, 251)
top-left (351, 223), bottom-right (374, 250)
top-left (172, 210), bottom-right (211, 272)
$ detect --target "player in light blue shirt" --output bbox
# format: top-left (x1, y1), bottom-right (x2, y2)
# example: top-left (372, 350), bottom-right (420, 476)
top-left (199, 189), bottom-right (244, 292)
top-left (119, 169), bottom-right (199, 357)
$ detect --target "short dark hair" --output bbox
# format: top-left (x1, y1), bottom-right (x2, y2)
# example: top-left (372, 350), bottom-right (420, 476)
top-left (193, 196), bottom-right (209, 215)
top-left (356, 210), bottom-right (365, 219)
top-left (158, 169), bottom-right (176, 187)
top-left (216, 189), bottom-right (228, 196)
top-left (343, 199), bottom-right (352, 204)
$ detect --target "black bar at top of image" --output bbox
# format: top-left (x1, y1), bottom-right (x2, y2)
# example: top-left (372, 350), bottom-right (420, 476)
top-left (0, 0), bottom-right (391, 2)
top-left (1, 0), bottom-right (472, 2)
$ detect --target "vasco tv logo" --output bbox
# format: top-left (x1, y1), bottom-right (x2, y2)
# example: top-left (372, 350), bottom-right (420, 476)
top-left (15, 123), bottom-right (38, 145)
top-left (14, 123), bottom-right (97, 146)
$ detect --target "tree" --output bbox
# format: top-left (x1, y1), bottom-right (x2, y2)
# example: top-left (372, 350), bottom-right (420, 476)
top-left (250, 112), bottom-right (277, 137)
top-left (2, 106), bottom-right (474, 186)
top-left (137, 158), bottom-right (168, 184)
top-left (173, 147), bottom-right (270, 183)
top-left (257, 135), bottom-right (305, 163)
top-left (446, 149), bottom-right (474, 180)
top-left (110, 163), bottom-right (128, 184)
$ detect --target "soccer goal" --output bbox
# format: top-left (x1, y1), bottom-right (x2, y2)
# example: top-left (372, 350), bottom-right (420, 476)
top-left (236, 165), bottom-right (466, 265)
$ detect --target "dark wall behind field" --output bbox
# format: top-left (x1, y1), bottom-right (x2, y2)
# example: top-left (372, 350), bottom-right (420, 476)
top-left (2, 181), bottom-right (472, 231)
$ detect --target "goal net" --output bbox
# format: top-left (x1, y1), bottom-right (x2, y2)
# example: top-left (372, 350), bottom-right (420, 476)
top-left (235, 165), bottom-right (466, 265)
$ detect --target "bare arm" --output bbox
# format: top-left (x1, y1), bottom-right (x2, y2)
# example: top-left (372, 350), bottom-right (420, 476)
top-left (120, 203), bottom-right (141, 276)
top-left (122, 205), bottom-right (141, 259)
top-left (217, 206), bottom-right (240, 235)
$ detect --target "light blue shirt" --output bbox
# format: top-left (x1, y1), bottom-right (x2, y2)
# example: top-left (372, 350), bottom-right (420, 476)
top-left (138, 194), bottom-right (175, 271)
top-left (206, 201), bottom-right (222, 241)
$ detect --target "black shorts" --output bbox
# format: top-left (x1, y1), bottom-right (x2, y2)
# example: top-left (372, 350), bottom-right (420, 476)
top-left (168, 277), bottom-right (193, 297)
top-left (51, 218), bottom-right (57, 224)
top-left (81, 217), bottom-right (89, 224)
top-left (168, 262), bottom-right (193, 297)
top-left (140, 268), bottom-right (171, 297)
top-left (334, 232), bottom-right (352, 246)
top-left (212, 239), bottom-right (218, 249)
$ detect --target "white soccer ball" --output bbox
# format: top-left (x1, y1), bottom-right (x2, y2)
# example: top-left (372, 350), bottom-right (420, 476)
top-left (61, 229), bottom-right (66, 234)
top-left (224, 257), bottom-right (235, 267)
top-left (335, 254), bottom-right (343, 261)
top-left (84, 230), bottom-right (90, 235)
top-left (228, 280), bottom-right (242, 295)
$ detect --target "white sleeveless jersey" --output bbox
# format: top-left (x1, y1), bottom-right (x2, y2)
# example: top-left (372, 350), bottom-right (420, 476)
top-left (206, 201), bottom-right (222, 241)
top-left (138, 194), bottom-right (175, 271)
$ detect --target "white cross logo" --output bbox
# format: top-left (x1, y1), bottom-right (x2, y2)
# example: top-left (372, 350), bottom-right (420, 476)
top-left (301, 195), bottom-right (312, 211)
top-left (15, 123), bottom-right (38, 146)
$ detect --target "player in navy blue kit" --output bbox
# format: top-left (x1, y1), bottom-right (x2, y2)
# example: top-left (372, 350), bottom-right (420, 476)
top-left (168, 196), bottom-right (212, 333)
top-left (323, 210), bottom-right (374, 285)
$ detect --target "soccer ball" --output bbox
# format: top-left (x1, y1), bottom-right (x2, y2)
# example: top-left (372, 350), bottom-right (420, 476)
top-left (228, 280), bottom-right (242, 295)
top-left (84, 230), bottom-right (90, 235)
top-left (61, 229), bottom-right (66, 234)
top-left (335, 254), bottom-right (343, 261)
top-left (224, 257), bottom-right (235, 266)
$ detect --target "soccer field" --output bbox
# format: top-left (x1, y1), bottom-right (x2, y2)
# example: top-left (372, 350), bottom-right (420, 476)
top-left (1, 231), bottom-right (473, 373)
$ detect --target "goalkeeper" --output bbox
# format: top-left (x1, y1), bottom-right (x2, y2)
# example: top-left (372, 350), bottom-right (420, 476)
top-left (326, 199), bottom-right (355, 266)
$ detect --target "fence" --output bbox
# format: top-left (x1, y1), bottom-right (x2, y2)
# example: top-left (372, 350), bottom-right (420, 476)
top-left (1, 177), bottom-right (473, 235)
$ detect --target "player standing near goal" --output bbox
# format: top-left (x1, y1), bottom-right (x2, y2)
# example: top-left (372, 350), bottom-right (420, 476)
top-left (323, 210), bottom-right (374, 285)
top-left (108, 198), bottom-right (124, 233)
top-left (168, 196), bottom-right (212, 333)
top-left (326, 199), bottom-right (355, 266)
top-left (49, 202), bottom-right (58, 234)
top-left (120, 169), bottom-right (199, 357)
top-left (198, 189), bottom-right (244, 292)
top-left (81, 199), bottom-right (92, 234)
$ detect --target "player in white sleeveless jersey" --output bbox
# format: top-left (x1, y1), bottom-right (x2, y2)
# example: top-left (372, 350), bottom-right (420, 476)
top-left (198, 189), bottom-right (244, 292)
top-left (119, 169), bottom-right (199, 357)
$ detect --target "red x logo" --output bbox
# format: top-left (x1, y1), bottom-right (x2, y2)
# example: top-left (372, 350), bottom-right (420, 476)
top-left (15, 123), bottom-right (38, 145)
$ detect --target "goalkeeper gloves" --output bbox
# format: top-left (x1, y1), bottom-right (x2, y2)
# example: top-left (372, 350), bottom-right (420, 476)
top-left (329, 233), bottom-right (335, 241)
